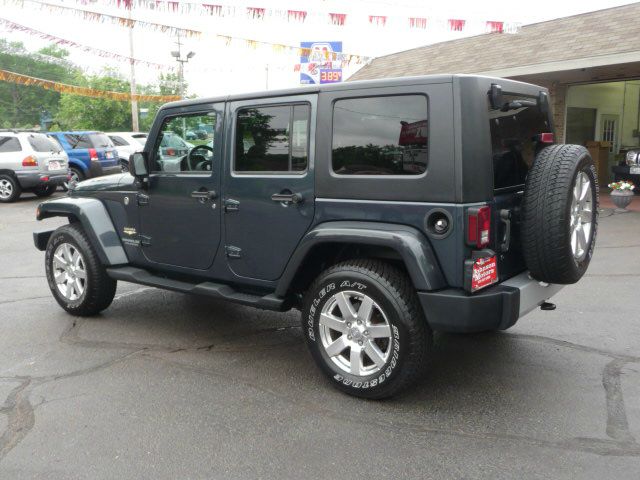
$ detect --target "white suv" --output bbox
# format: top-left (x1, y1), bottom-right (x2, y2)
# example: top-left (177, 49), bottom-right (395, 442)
top-left (107, 132), bottom-right (147, 171)
top-left (0, 131), bottom-right (69, 203)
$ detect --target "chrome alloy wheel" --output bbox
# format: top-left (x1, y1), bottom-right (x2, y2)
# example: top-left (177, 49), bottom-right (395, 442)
top-left (319, 291), bottom-right (393, 377)
top-left (0, 179), bottom-right (13, 199)
top-left (53, 243), bottom-right (87, 301)
top-left (570, 171), bottom-right (594, 261)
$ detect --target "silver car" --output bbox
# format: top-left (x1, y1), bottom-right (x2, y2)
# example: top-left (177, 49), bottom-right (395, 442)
top-left (0, 130), bottom-right (69, 203)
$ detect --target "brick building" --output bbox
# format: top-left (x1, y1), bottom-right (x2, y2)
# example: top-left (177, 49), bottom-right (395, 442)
top-left (349, 3), bottom-right (640, 182)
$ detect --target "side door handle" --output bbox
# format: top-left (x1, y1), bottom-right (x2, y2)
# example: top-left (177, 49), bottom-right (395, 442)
top-left (191, 190), bottom-right (217, 200)
top-left (271, 192), bottom-right (303, 204)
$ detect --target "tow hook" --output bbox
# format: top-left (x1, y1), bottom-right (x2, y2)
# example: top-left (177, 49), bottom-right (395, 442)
top-left (540, 301), bottom-right (556, 311)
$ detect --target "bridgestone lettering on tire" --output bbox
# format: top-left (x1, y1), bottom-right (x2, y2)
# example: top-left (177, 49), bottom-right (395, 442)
top-left (521, 144), bottom-right (598, 284)
top-left (45, 223), bottom-right (117, 316)
top-left (301, 259), bottom-right (432, 399)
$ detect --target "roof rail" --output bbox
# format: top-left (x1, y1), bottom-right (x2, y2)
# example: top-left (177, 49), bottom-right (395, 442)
top-left (0, 128), bottom-right (42, 133)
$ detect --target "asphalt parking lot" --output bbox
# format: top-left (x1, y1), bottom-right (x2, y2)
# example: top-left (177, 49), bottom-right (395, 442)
top-left (1, 191), bottom-right (640, 479)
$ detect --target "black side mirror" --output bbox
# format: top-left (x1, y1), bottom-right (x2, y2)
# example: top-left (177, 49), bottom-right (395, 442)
top-left (129, 152), bottom-right (149, 185)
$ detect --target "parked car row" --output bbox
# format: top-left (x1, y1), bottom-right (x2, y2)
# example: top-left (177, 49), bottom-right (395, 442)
top-left (0, 129), bottom-right (151, 202)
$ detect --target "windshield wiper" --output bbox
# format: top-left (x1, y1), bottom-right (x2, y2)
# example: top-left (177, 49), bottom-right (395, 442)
top-left (500, 99), bottom-right (537, 112)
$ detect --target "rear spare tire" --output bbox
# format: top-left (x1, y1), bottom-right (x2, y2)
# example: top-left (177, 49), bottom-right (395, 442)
top-left (521, 144), bottom-right (598, 284)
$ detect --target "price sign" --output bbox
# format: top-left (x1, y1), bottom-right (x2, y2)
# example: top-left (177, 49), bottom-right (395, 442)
top-left (319, 69), bottom-right (343, 84)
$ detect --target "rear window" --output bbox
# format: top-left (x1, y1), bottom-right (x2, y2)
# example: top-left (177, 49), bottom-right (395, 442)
top-left (490, 94), bottom-right (550, 190)
top-left (28, 134), bottom-right (61, 152)
top-left (88, 133), bottom-right (113, 148)
top-left (0, 136), bottom-right (21, 153)
top-left (64, 133), bottom-right (113, 149)
top-left (332, 95), bottom-right (428, 175)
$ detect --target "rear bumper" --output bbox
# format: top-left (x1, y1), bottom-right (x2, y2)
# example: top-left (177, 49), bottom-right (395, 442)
top-left (418, 271), bottom-right (564, 332)
top-left (88, 162), bottom-right (121, 178)
top-left (16, 171), bottom-right (68, 189)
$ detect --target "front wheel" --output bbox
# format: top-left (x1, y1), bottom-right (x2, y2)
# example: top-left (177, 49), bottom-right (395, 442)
top-left (0, 174), bottom-right (21, 203)
top-left (45, 223), bottom-right (117, 316)
top-left (301, 259), bottom-right (431, 399)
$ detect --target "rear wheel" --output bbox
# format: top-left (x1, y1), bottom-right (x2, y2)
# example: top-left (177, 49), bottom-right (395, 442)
top-left (33, 184), bottom-right (57, 197)
top-left (0, 174), bottom-right (21, 203)
top-left (302, 259), bottom-right (431, 399)
top-left (45, 223), bottom-right (117, 316)
top-left (521, 144), bottom-right (598, 284)
top-left (62, 167), bottom-right (84, 191)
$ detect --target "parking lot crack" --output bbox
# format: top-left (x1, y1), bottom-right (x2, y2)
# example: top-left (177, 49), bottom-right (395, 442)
top-left (0, 378), bottom-right (34, 462)
top-left (603, 359), bottom-right (636, 444)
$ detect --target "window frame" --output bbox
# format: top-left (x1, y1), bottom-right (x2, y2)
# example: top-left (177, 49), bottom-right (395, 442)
top-left (232, 101), bottom-right (311, 176)
top-left (329, 93), bottom-right (430, 178)
top-left (149, 109), bottom-right (219, 176)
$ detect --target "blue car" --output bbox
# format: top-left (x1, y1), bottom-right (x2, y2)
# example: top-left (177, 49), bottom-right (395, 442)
top-left (47, 131), bottom-right (120, 189)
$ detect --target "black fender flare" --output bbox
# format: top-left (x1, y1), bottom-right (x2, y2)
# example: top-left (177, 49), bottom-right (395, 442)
top-left (275, 221), bottom-right (447, 297)
top-left (35, 197), bottom-right (128, 266)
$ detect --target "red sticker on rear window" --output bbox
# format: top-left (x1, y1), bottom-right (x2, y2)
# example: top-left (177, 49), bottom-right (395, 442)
top-left (471, 256), bottom-right (498, 292)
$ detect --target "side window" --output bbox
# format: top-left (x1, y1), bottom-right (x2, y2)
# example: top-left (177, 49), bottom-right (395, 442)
top-left (234, 104), bottom-right (309, 173)
top-left (153, 112), bottom-right (217, 173)
top-left (332, 95), bottom-right (428, 175)
top-left (64, 134), bottom-right (92, 149)
top-left (0, 136), bottom-right (21, 153)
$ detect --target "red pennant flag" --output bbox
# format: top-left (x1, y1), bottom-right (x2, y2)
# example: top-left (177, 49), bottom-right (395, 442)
top-left (408, 17), bottom-right (427, 29)
top-left (287, 10), bottom-right (307, 22)
top-left (368, 15), bottom-right (387, 27)
top-left (293, 64), bottom-right (301, 72)
top-left (329, 13), bottom-right (347, 26)
top-left (167, 1), bottom-right (179, 12)
top-left (448, 19), bottom-right (465, 31)
top-left (486, 21), bottom-right (504, 33)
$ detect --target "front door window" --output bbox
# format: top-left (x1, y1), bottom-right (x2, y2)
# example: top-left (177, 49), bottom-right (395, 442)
top-left (153, 113), bottom-right (217, 173)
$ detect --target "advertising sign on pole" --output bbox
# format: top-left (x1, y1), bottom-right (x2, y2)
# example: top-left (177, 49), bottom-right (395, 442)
top-left (300, 41), bottom-right (343, 85)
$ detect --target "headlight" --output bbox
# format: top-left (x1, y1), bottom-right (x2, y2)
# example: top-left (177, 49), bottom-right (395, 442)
top-left (626, 150), bottom-right (640, 166)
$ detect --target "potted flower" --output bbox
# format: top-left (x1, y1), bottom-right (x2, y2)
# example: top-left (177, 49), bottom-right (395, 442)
top-left (608, 180), bottom-right (636, 212)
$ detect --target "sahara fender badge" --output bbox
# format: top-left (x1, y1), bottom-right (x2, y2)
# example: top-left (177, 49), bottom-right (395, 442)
top-left (123, 227), bottom-right (137, 236)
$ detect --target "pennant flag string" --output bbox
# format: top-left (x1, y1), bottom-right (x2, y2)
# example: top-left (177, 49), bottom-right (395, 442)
top-left (53, 0), bottom-right (522, 33)
top-left (0, 17), bottom-right (175, 70)
top-left (0, 68), bottom-right (181, 102)
top-left (1, 0), bottom-right (374, 63)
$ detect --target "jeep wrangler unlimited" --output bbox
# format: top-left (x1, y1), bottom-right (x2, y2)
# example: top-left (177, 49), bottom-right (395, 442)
top-left (33, 75), bottom-right (598, 399)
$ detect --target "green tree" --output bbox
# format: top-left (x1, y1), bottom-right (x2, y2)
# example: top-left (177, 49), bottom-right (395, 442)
top-left (57, 72), bottom-right (132, 131)
top-left (0, 39), bottom-right (80, 128)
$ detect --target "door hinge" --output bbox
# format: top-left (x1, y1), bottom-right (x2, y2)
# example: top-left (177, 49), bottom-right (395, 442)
top-left (224, 198), bottom-right (240, 212)
top-left (225, 245), bottom-right (242, 258)
top-left (137, 193), bottom-right (149, 206)
top-left (139, 234), bottom-right (152, 246)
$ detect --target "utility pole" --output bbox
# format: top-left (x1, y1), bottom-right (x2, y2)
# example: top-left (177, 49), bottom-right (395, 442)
top-left (128, 6), bottom-right (139, 131)
top-left (171, 33), bottom-right (195, 100)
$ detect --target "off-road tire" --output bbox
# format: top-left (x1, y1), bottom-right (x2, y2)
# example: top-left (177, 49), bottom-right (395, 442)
top-left (301, 259), bottom-right (432, 399)
top-left (33, 184), bottom-right (57, 197)
top-left (45, 223), bottom-right (117, 316)
top-left (521, 144), bottom-right (598, 284)
top-left (0, 173), bottom-right (22, 203)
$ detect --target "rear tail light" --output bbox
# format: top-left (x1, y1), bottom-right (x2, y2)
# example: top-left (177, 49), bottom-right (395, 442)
top-left (22, 155), bottom-right (38, 167)
top-left (89, 148), bottom-right (99, 161)
top-left (539, 132), bottom-right (554, 143)
top-left (467, 206), bottom-right (491, 248)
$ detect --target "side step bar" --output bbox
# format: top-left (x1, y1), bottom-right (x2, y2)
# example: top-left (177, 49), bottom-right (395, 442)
top-left (106, 266), bottom-right (287, 311)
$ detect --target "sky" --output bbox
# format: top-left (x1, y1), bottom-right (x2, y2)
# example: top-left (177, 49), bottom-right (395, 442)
top-left (0, 0), bottom-right (638, 97)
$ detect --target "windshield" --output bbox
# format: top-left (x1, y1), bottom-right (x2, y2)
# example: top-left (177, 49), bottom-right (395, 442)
top-left (489, 94), bottom-right (550, 191)
top-left (88, 133), bottom-right (114, 148)
top-left (28, 134), bottom-right (61, 152)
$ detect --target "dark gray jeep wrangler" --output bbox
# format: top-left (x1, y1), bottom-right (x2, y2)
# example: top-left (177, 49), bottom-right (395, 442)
top-left (33, 75), bottom-right (598, 399)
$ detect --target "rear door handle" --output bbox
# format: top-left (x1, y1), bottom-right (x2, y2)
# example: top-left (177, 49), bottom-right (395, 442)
top-left (271, 192), bottom-right (303, 204)
top-left (191, 190), bottom-right (217, 200)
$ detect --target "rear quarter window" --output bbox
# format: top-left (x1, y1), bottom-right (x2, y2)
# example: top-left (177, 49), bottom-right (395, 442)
top-left (0, 136), bottom-right (21, 153)
top-left (332, 95), bottom-right (428, 176)
top-left (490, 94), bottom-right (550, 190)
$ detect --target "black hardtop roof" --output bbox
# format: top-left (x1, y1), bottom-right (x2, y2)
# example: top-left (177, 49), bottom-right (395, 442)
top-left (160, 73), bottom-right (524, 111)
top-left (160, 74), bottom-right (545, 112)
